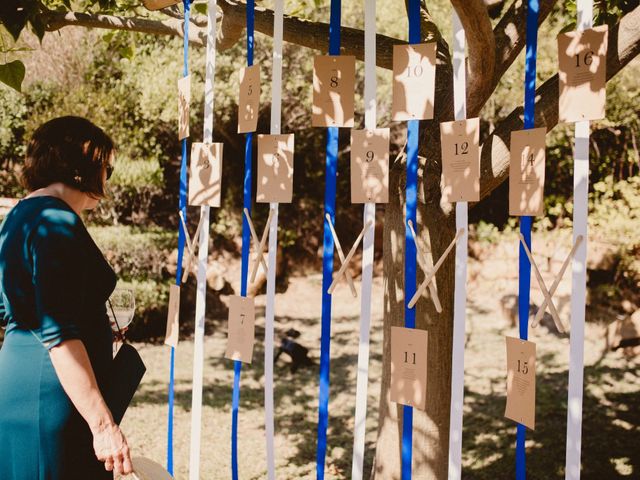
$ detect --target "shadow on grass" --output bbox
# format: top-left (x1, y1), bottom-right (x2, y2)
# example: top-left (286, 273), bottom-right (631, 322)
top-left (131, 312), bottom-right (382, 476)
top-left (462, 359), bottom-right (640, 479)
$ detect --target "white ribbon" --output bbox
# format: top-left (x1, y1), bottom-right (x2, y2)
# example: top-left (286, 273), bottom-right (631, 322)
top-left (351, 0), bottom-right (376, 478)
top-left (565, 3), bottom-right (592, 478)
top-left (447, 8), bottom-right (468, 480)
top-left (189, 0), bottom-right (217, 478)
top-left (264, 1), bottom-right (284, 478)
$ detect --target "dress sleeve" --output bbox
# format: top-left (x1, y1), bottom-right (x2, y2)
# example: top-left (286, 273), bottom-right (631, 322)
top-left (30, 211), bottom-right (86, 349)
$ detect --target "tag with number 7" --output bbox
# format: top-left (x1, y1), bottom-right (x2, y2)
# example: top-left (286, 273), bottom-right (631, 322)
top-left (225, 295), bottom-right (256, 364)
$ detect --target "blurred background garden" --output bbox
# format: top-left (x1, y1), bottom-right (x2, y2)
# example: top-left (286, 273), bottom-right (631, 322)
top-left (0, 0), bottom-right (638, 477)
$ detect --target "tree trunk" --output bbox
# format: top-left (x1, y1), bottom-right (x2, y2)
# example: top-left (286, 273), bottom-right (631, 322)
top-left (372, 121), bottom-right (456, 478)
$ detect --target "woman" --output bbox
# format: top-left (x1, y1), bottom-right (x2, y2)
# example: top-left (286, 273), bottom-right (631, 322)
top-left (0, 116), bottom-right (133, 479)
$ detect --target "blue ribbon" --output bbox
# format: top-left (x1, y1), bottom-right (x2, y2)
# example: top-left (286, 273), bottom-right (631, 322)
top-left (167, 0), bottom-right (191, 474)
top-left (316, 2), bottom-right (340, 479)
top-left (517, 1), bottom-right (539, 479)
top-left (401, 1), bottom-right (420, 479)
top-left (231, 1), bottom-right (254, 479)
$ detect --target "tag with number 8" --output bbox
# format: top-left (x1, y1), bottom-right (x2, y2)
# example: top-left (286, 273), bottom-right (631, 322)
top-left (312, 55), bottom-right (356, 127)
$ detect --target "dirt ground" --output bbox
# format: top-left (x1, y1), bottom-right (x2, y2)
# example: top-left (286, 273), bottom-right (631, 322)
top-left (121, 232), bottom-right (639, 479)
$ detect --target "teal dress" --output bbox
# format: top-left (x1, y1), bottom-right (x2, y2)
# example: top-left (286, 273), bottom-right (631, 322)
top-left (0, 196), bottom-right (116, 480)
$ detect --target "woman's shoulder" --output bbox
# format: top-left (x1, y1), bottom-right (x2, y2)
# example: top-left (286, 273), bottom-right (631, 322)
top-left (12, 197), bottom-right (88, 246)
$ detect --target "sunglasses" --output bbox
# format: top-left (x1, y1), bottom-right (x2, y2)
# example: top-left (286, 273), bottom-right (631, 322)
top-left (106, 164), bottom-right (114, 180)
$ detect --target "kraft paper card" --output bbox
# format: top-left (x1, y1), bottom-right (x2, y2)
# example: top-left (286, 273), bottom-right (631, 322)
top-left (440, 117), bottom-right (480, 202)
top-left (509, 128), bottom-right (546, 217)
top-left (558, 25), bottom-right (608, 123)
top-left (178, 75), bottom-right (190, 140)
top-left (504, 336), bottom-right (536, 430)
top-left (188, 142), bottom-right (223, 208)
top-left (390, 326), bottom-right (428, 411)
top-left (257, 133), bottom-right (294, 203)
top-left (164, 284), bottom-right (180, 347)
top-left (238, 64), bottom-right (261, 133)
top-left (350, 128), bottom-right (390, 204)
top-left (225, 295), bottom-right (256, 364)
top-left (392, 43), bottom-right (437, 121)
top-left (312, 55), bottom-right (356, 128)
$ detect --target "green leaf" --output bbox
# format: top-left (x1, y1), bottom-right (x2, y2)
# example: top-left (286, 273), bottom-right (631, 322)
top-left (0, 60), bottom-right (26, 92)
top-left (193, 2), bottom-right (207, 15)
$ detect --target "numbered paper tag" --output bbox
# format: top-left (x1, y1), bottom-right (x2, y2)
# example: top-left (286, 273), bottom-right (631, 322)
top-left (238, 64), bottom-right (261, 133)
top-left (350, 128), bottom-right (390, 204)
top-left (164, 284), bottom-right (180, 347)
top-left (225, 295), bottom-right (256, 364)
top-left (312, 55), bottom-right (356, 128)
top-left (257, 133), bottom-right (294, 203)
top-left (143, 0), bottom-right (180, 10)
top-left (392, 43), bottom-right (437, 121)
top-left (504, 336), bottom-right (536, 430)
top-left (188, 142), bottom-right (223, 208)
top-left (440, 117), bottom-right (480, 202)
top-left (178, 75), bottom-right (190, 140)
top-left (509, 128), bottom-right (546, 216)
top-left (390, 326), bottom-right (428, 411)
top-left (558, 25), bottom-right (608, 123)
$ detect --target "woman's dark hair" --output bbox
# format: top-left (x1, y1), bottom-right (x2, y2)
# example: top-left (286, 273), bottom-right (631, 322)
top-left (21, 116), bottom-right (115, 198)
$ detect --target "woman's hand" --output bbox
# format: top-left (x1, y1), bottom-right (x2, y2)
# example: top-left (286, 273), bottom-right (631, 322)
top-left (91, 422), bottom-right (133, 476)
top-left (112, 326), bottom-right (128, 343)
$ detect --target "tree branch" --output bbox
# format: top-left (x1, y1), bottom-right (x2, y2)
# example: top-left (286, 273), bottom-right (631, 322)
top-left (478, 6), bottom-right (640, 202)
top-left (485, 0), bottom-right (558, 112)
top-left (41, 1), bottom-right (405, 69)
top-left (217, 0), bottom-right (401, 68)
top-left (43, 9), bottom-right (211, 47)
top-left (451, 0), bottom-right (495, 118)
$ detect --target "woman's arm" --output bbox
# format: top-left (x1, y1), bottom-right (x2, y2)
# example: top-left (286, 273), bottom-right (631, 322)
top-left (49, 339), bottom-right (133, 476)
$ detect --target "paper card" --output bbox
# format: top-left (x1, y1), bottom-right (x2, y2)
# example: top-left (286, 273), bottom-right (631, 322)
top-left (440, 117), bottom-right (480, 202)
top-left (504, 336), bottom-right (536, 430)
top-left (392, 43), bottom-right (437, 121)
top-left (312, 55), bottom-right (356, 128)
top-left (225, 295), bottom-right (256, 364)
top-left (558, 25), bottom-right (608, 123)
top-left (350, 128), bottom-right (390, 204)
top-left (390, 326), bottom-right (428, 411)
top-left (509, 128), bottom-right (546, 217)
top-left (188, 142), bottom-right (223, 208)
top-left (256, 134), bottom-right (294, 203)
top-left (164, 284), bottom-right (180, 347)
top-left (178, 75), bottom-right (190, 140)
top-left (143, 0), bottom-right (180, 10)
top-left (238, 65), bottom-right (261, 133)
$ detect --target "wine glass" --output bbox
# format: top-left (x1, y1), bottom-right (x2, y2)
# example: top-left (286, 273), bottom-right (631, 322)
top-left (107, 288), bottom-right (136, 333)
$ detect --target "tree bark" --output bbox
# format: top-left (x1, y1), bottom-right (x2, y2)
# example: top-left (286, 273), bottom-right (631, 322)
top-left (31, 1), bottom-right (640, 478)
top-left (372, 5), bottom-right (640, 479)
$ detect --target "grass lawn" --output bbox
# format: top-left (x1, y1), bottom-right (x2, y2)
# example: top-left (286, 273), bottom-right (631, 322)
top-left (121, 233), bottom-right (639, 479)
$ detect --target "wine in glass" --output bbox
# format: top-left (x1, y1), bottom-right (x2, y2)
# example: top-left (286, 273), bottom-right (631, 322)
top-left (107, 288), bottom-right (136, 332)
